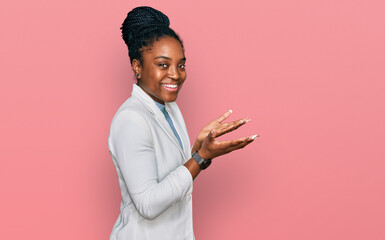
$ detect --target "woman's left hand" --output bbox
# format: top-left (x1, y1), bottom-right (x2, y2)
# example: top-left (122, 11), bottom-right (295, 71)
top-left (191, 110), bottom-right (250, 153)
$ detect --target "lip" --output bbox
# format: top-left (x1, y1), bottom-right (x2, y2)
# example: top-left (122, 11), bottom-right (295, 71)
top-left (161, 83), bottom-right (179, 92)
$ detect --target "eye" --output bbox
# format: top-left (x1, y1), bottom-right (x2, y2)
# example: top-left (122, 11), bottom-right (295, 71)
top-left (158, 63), bottom-right (168, 68)
top-left (178, 64), bottom-right (186, 69)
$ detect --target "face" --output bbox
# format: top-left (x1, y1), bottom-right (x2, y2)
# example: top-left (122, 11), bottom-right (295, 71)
top-left (132, 36), bottom-right (187, 104)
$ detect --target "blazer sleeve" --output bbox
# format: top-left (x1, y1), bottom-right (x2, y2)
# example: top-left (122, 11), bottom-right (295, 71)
top-left (109, 109), bottom-right (193, 220)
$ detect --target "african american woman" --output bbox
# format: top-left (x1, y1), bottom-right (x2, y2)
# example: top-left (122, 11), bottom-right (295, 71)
top-left (107, 6), bottom-right (258, 240)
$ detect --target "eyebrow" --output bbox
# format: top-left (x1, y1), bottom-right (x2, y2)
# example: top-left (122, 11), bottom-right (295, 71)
top-left (154, 56), bottom-right (186, 61)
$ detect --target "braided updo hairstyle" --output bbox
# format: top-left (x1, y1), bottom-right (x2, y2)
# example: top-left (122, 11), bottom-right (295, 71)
top-left (121, 6), bottom-right (184, 64)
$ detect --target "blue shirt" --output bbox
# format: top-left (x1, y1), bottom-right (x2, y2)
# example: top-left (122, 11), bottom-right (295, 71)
top-left (154, 101), bottom-right (184, 150)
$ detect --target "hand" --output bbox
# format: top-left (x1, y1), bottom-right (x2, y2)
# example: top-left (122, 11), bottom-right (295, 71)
top-left (191, 110), bottom-right (250, 153)
top-left (197, 129), bottom-right (258, 160)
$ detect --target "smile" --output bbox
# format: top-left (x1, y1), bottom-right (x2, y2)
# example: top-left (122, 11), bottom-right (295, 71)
top-left (162, 84), bottom-right (178, 91)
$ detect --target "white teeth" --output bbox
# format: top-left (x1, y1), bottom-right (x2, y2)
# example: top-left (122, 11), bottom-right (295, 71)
top-left (163, 84), bottom-right (177, 88)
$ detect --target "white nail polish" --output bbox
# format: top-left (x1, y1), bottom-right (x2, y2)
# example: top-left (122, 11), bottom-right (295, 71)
top-left (250, 135), bottom-right (259, 140)
top-left (229, 109), bottom-right (232, 113)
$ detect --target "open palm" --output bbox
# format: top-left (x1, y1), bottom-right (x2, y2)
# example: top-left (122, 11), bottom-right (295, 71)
top-left (192, 110), bottom-right (250, 153)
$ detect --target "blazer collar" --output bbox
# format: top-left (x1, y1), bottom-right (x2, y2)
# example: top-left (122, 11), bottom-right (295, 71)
top-left (131, 84), bottom-right (187, 156)
top-left (131, 84), bottom-right (176, 116)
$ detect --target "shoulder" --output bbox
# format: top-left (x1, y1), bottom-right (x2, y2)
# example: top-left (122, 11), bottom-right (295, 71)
top-left (108, 97), bottom-right (154, 152)
top-left (112, 96), bottom-right (151, 125)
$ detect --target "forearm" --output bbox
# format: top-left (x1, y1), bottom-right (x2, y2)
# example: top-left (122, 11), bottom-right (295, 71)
top-left (131, 165), bottom-right (193, 220)
top-left (136, 156), bottom-right (201, 219)
top-left (184, 157), bottom-right (201, 180)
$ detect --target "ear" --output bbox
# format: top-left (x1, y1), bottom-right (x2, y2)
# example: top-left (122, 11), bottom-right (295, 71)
top-left (131, 59), bottom-right (142, 76)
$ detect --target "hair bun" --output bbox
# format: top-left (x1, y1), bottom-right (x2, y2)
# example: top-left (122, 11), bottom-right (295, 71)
top-left (121, 6), bottom-right (170, 45)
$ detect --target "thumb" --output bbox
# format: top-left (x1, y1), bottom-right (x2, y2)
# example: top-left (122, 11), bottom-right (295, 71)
top-left (208, 129), bottom-right (217, 139)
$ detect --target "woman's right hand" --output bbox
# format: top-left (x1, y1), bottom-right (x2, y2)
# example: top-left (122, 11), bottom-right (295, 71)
top-left (197, 128), bottom-right (258, 160)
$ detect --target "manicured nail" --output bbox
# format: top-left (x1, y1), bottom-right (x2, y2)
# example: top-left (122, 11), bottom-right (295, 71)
top-left (250, 134), bottom-right (259, 140)
top-left (245, 118), bottom-right (251, 123)
top-left (229, 109), bottom-right (233, 113)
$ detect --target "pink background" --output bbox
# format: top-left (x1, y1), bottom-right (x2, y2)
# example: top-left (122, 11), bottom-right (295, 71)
top-left (1, 0), bottom-right (384, 239)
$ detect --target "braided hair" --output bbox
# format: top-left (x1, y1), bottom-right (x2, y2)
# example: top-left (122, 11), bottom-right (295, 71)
top-left (121, 6), bottom-right (184, 64)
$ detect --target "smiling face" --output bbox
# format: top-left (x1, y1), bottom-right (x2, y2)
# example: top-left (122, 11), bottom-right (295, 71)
top-left (132, 36), bottom-right (187, 104)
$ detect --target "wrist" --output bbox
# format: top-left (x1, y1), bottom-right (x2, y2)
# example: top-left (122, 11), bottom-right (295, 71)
top-left (197, 149), bottom-right (210, 162)
top-left (192, 150), bottom-right (212, 170)
top-left (191, 141), bottom-right (201, 154)
top-left (184, 158), bottom-right (201, 180)
top-left (194, 138), bottom-right (203, 147)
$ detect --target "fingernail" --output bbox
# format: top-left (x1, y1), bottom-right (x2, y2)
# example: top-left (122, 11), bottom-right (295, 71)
top-left (250, 134), bottom-right (259, 140)
top-left (246, 118), bottom-right (251, 123)
top-left (229, 109), bottom-right (232, 113)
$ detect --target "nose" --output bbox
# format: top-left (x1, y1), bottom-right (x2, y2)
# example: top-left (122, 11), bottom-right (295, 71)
top-left (167, 65), bottom-right (180, 80)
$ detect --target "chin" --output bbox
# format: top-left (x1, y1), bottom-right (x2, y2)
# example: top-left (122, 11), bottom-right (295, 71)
top-left (163, 94), bottom-right (178, 103)
top-left (165, 97), bottom-right (177, 103)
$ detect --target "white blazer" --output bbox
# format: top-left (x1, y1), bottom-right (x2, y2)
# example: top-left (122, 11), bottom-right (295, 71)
top-left (108, 84), bottom-right (195, 240)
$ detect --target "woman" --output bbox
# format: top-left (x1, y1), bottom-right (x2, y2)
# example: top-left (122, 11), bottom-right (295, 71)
top-left (108, 6), bottom-right (258, 240)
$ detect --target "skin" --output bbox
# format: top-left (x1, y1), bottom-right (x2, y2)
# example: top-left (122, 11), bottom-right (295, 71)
top-left (132, 37), bottom-right (186, 104)
top-left (132, 36), bottom-right (257, 179)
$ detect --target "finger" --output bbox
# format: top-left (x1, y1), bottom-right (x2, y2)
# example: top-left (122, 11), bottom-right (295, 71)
top-left (218, 137), bottom-right (249, 148)
top-left (250, 134), bottom-right (259, 140)
top-left (226, 137), bottom-right (256, 152)
top-left (227, 118), bottom-right (251, 130)
top-left (215, 118), bottom-right (251, 137)
top-left (216, 109), bottom-right (232, 123)
top-left (207, 129), bottom-right (217, 140)
top-left (231, 135), bottom-right (258, 150)
top-left (228, 139), bottom-right (254, 152)
top-left (218, 134), bottom-right (258, 151)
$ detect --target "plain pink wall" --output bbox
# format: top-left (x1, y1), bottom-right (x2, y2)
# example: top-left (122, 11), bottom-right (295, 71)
top-left (1, 0), bottom-right (384, 239)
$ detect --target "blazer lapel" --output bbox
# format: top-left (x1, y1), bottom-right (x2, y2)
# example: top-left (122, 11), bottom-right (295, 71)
top-left (131, 84), bottom-right (186, 159)
top-left (153, 114), bottom-right (185, 157)
top-left (166, 103), bottom-right (191, 159)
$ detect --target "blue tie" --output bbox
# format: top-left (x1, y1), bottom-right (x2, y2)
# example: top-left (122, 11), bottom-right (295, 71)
top-left (154, 101), bottom-right (183, 149)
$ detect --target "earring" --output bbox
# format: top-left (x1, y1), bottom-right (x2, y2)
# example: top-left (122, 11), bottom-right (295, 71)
top-left (136, 73), bottom-right (141, 79)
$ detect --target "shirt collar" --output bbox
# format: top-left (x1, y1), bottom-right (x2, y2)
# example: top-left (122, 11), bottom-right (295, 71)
top-left (154, 100), bottom-right (166, 112)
